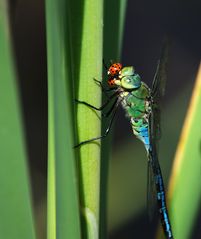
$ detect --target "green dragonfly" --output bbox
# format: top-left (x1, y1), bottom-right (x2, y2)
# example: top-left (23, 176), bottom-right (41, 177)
top-left (76, 39), bottom-right (174, 239)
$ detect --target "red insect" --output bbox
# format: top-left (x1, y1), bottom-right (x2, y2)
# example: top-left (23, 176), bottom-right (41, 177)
top-left (108, 78), bottom-right (116, 86)
top-left (107, 63), bottom-right (122, 86)
top-left (108, 63), bottom-right (122, 76)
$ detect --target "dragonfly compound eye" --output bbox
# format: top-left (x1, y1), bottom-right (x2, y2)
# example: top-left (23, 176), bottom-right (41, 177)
top-left (108, 63), bottom-right (122, 76)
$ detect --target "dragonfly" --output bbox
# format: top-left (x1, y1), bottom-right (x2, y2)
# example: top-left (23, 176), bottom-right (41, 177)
top-left (76, 40), bottom-right (174, 239)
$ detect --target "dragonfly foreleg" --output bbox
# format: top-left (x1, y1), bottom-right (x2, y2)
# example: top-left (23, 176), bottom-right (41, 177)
top-left (102, 98), bottom-right (118, 117)
top-left (74, 99), bottom-right (121, 148)
top-left (93, 78), bottom-right (117, 98)
top-left (75, 91), bottom-right (118, 111)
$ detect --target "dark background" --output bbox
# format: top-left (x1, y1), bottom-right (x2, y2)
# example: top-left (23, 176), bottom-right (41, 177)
top-left (8, 0), bottom-right (201, 238)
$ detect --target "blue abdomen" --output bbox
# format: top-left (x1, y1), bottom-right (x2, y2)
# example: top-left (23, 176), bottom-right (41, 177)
top-left (131, 118), bottom-right (151, 152)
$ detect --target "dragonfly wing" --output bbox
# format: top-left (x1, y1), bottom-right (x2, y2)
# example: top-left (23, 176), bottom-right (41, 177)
top-left (147, 104), bottom-right (160, 220)
top-left (147, 38), bottom-right (170, 220)
top-left (148, 41), bottom-right (174, 238)
top-left (147, 158), bottom-right (157, 220)
top-left (148, 108), bottom-right (174, 238)
top-left (151, 38), bottom-right (169, 99)
top-left (151, 38), bottom-right (169, 140)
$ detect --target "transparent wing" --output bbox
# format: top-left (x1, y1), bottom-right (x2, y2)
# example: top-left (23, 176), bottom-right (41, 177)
top-left (151, 37), bottom-right (169, 100)
top-left (151, 38), bottom-right (169, 141)
top-left (147, 159), bottom-right (157, 220)
top-left (147, 38), bottom-right (170, 219)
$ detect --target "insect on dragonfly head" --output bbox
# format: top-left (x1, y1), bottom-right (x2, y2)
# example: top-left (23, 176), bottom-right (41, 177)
top-left (107, 62), bottom-right (122, 76)
top-left (107, 62), bottom-right (122, 87)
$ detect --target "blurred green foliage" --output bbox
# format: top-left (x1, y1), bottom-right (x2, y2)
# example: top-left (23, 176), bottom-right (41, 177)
top-left (0, 2), bottom-right (36, 239)
top-left (45, 0), bottom-right (81, 238)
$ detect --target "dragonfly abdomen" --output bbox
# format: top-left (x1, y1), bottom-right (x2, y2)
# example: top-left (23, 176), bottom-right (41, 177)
top-left (131, 118), bottom-right (151, 152)
top-left (151, 156), bottom-right (174, 239)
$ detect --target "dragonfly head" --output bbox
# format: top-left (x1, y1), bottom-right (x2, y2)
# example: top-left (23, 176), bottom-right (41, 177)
top-left (107, 65), bottom-right (141, 90)
top-left (120, 70), bottom-right (141, 89)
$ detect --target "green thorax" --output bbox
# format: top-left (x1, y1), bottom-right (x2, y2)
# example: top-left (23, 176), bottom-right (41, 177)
top-left (120, 81), bottom-right (150, 119)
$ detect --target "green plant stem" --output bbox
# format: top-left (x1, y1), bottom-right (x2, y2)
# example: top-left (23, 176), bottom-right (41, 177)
top-left (75, 1), bottom-right (103, 238)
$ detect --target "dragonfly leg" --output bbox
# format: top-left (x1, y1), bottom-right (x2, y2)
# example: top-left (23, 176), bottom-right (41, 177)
top-left (93, 78), bottom-right (117, 98)
top-left (74, 99), bottom-right (121, 148)
top-left (75, 91), bottom-right (118, 111)
top-left (93, 78), bottom-right (110, 99)
top-left (102, 97), bottom-right (118, 117)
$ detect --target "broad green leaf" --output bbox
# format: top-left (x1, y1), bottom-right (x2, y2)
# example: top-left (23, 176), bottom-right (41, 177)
top-left (166, 64), bottom-right (201, 239)
top-left (46, 0), bottom-right (81, 238)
